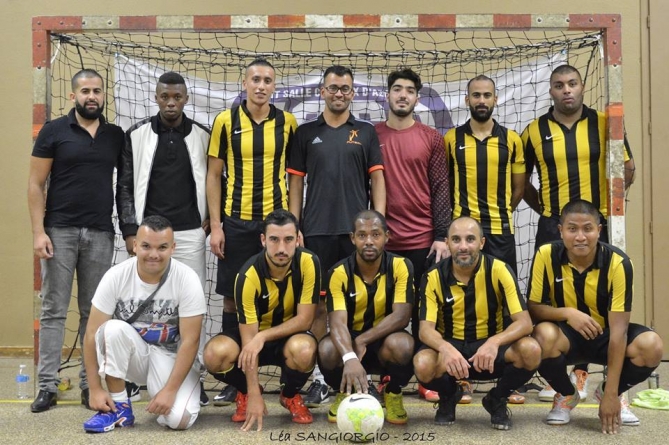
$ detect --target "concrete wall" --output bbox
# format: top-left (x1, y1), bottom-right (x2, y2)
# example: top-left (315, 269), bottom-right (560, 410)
top-left (0, 1), bottom-right (647, 349)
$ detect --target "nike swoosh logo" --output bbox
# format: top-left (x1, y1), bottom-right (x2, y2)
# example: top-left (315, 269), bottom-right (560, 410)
top-left (261, 293), bottom-right (270, 299)
top-left (233, 129), bottom-right (243, 135)
top-left (349, 292), bottom-right (358, 298)
top-left (458, 145), bottom-right (467, 150)
top-left (350, 396), bottom-right (366, 403)
top-left (445, 295), bottom-right (454, 303)
top-left (555, 277), bottom-right (565, 282)
top-left (545, 134), bottom-right (554, 140)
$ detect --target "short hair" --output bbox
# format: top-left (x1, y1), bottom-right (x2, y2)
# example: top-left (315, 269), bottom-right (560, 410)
top-left (264, 209), bottom-right (299, 233)
top-left (246, 58), bottom-right (275, 72)
top-left (323, 65), bottom-right (354, 83)
top-left (71, 69), bottom-right (103, 91)
top-left (448, 216), bottom-right (484, 239)
top-left (550, 64), bottom-right (582, 83)
top-left (157, 71), bottom-right (186, 86)
top-left (559, 199), bottom-right (600, 224)
top-left (352, 210), bottom-right (387, 233)
top-left (387, 68), bottom-right (422, 91)
top-left (466, 75), bottom-right (496, 94)
top-left (140, 215), bottom-right (173, 232)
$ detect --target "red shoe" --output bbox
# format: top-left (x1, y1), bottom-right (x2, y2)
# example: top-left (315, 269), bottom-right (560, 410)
top-left (280, 393), bottom-right (313, 424)
top-left (231, 391), bottom-right (248, 423)
top-left (418, 384), bottom-right (440, 402)
top-left (377, 375), bottom-right (391, 394)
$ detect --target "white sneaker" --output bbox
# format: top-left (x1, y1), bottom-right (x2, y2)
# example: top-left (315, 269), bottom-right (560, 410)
top-left (539, 384), bottom-right (557, 402)
top-left (594, 382), bottom-right (640, 426)
top-left (546, 388), bottom-right (581, 425)
top-left (569, 369), bottom-right (588, 400)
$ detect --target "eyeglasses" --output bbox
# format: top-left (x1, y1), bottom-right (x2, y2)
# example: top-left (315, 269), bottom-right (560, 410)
top-left (324, 84), bottom-right (353, 94)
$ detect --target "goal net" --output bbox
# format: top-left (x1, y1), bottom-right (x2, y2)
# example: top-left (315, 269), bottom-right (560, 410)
top-left (42, 26), bottom-right (605, 390)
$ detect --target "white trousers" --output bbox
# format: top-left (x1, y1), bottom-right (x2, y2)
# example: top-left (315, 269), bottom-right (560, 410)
top-left (95, 319), bottom-right (201, 430)
top-left (173, 227), bottom-right (207, 290)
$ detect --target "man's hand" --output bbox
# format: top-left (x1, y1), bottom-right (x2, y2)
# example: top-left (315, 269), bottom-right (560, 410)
top-left (88, 387), bottom-right (116, 413)
top-left (33, 232), bottom-right (53, 259)
top-left (210, 225), bottom-right (225, 259)
top-left (438, 345), bottom-right (471, 380)
top-left (147, 388), bottom-right (177, 416)
top-left (599, 391), bottom-right (621, 435)
top-left (241, 393), bottom-right (267, 432)
top-left (566, 309), bottom-right (603, 340)
top-left (352, 338), bottom-right (367, 362)
top-left (469, 340), bottom-right (499, 373)
top-left (238, 335), bottom-right (265, 372)
top-left (124, 236), bottom-right (135, 256)
top-left (341, 359), bottom-right (368, 395)
top-left (202, 219), bottom-right (211, 237)
top-left (429, 240), bottom-right (450, 262)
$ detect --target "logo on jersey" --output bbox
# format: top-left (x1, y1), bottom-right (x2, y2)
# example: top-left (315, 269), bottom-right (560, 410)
top-left (346, 129), bottom-right (363, 146)
top-left (312, 136), bottom-right (323, 144)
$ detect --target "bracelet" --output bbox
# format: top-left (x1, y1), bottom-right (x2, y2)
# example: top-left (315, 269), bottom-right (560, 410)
top-left (342, 352), bottom-right (358, 364)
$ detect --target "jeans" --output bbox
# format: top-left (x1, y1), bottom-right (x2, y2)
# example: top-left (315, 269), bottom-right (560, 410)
top-left (38, 226), bottom-right (114, 392)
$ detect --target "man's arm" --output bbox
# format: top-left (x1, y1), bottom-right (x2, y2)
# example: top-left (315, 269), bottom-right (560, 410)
top-left (510, 172), bottom-right (525, 210)
top-left (329, 310), bottom-right (368, 394)
top-left (288, 174), bottom-right (305, 246)
top-left (418, 319), bottom-right (470, 380)
top-left (599, 311), bottom-right (630, 435)
top-left (353, 302), bottom-right (411, 353)
top-left (28, 156), bottom-right (54, 259)
top-left (251, 302), bottom-right (316, 345)
top-left (238, 322), bottom-right (267, 432)
top-left (469, 310), bottom-right (532, 374)
top-left (116, 132), bottom-right (139, 254)
top-left (523, 172), bottom-right (541, 214)
top-left (207, 156), bottom-right (225, 259)
top-left (146, 315), bottom-right (203, 416)
top-left (83, 306), bottom-right (115, 412)
top-left (370, 169), bottom-right (386, 215)
top-left (428, 132), bottom-right (451, 261)
top-left (528, 301), bottom-right (603, 340)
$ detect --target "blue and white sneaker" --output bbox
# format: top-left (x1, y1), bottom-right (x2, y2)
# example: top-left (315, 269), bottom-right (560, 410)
top-left (83, 401), bottom-right (135, 433)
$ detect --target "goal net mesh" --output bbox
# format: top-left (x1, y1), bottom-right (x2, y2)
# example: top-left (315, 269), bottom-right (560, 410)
top-left (44, 28), bottom-right (605, 392)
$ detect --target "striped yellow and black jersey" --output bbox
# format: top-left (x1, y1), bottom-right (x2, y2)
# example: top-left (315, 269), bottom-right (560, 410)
top-left (527, 241), bottom-right (633, 329)
top-left (419, 253), bottom-right (526, 341)
top-left (327, 252), bottom-right (414, 334)
top-left (235, 247), bottom-right (320, 331)
top-left (522, 105), bottom-right (632, 219)
top-left (445, 120), bottom-right (525, 235)
top-left (208, 101), bottom-right (298, 221)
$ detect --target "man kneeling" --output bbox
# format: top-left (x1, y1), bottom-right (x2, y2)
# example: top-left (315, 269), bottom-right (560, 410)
top-left (83, 215), bottom-right (205, 433)
top-left (414, 216), bottom-right (541, 430)
top-left (203, 209), bottom-right (320, 431)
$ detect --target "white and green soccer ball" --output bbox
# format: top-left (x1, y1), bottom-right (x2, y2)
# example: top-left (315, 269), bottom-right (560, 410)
top-left (336, 393), bottom-right (384, 442)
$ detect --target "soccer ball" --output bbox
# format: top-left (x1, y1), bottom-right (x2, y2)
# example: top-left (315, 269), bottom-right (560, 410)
top-left (336, 393), bottom-right (384, 442)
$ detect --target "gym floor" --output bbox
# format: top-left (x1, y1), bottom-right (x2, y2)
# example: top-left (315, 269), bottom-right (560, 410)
top-left (0, 356), bottom-right (666, 445)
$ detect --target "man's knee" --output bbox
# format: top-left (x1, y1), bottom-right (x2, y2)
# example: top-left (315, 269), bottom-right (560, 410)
top-left (285, 334), bottom-right (318, 371)
top-left (509, 337), bottom-right (542, 370)
top-left (203, 336), bottom-right (238, 372)
top-left (629, 331), bottom-right (664, 367)
top-left (317, 336), bottom-right (339, 369)
top-left (161, 409), bottom-right (199, 430)
top-left (532, 321), bottom-right (561, 356)
top-left (413, 349), bottom-right (437, 382)
top-left (381, 332), bottom-right (414, 365)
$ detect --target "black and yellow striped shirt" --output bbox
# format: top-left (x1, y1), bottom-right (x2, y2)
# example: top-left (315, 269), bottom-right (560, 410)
top-left (235, 247), bottom-right (320, 331)
top-left (445, 120), bottom-right (525, 235)
top-left (420, 253), bottom-right (526, 341)
top-left (208, 101), bottom-right (298, 221)
top-left (522, 105), bottom-right (632, 219)
top-left (527, 241), bottom-right (633, 329)
top-left (327, 252), bottom-right (414, 334)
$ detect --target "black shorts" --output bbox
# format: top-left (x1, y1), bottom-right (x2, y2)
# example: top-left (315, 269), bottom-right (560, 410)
top-left (304, 234), bottom-right (355, 293)
top-left (418, 337), bottom-right (512, 380)
top-left (557, 321), bottom-right (651, 365)
top-left (218, 327), bottom-right (316, 367)
top-left (536, 215), bottom-right (609, 249)
top-left (320, 331), bottom-right (412, 374)
top-left (215, 216), bottom-right (264, 297)
top-left (482, 233), bottom-right (518, 275)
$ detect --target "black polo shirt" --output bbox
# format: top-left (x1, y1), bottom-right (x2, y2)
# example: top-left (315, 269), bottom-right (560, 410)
top-left (31, 109), bottom-right (124, 232)
top-left (287, 113), bottom-right (384, 236)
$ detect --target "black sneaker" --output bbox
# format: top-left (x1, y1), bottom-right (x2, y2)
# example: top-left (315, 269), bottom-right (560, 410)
top-left (125, 381), bottom-right (141, 402)
top-left (302, 380), bottom-right (330, 407)
top-left (200, 381), bottom-right (210, 406)
top-left (482, 390), bottom-right (512, 430)
top-left (367, 380), bottom-right (385, 407)
top-left (213, 384), bottom-right (237, 407)
top-left (434, 384), bottom-right (463, 426)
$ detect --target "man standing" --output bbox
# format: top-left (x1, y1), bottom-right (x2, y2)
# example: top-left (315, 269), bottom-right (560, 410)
top-left (288, 66), bottom-right (386, 406)
top-left (28, 69), bottom-right (124, 413)
top-left (207, 59), bottom-right (298, 405)
top-left (528, 199), bottom-right (662, 434)
top-left (82, 216), bottom-right (205, 433)
top-left (414, 216), bottom-right (541, 430)
top-left (319, 211), bottom-right (414, 425)
top-left (203, 210), bottom-right (320, 431)
top-left (444, 75), bottom-right (525, 274)
top-left (118, 71), bottom-right (210, 288)
top-left (522, 64), bottom-right (637, 412)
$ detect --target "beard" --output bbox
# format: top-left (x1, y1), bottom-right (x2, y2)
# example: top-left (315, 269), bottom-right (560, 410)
top-left (75, 101), bottom-right (104, 120)
top-left (389, 102), bottom-right (415, 118)
top-left (469, 104), bottom-right (494, 123)
top-left (452, 251), bottom-right (479, 268)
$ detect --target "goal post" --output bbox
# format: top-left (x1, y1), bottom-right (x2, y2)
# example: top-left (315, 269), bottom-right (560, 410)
top-left (31, 14), bottom-right (626, 389)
